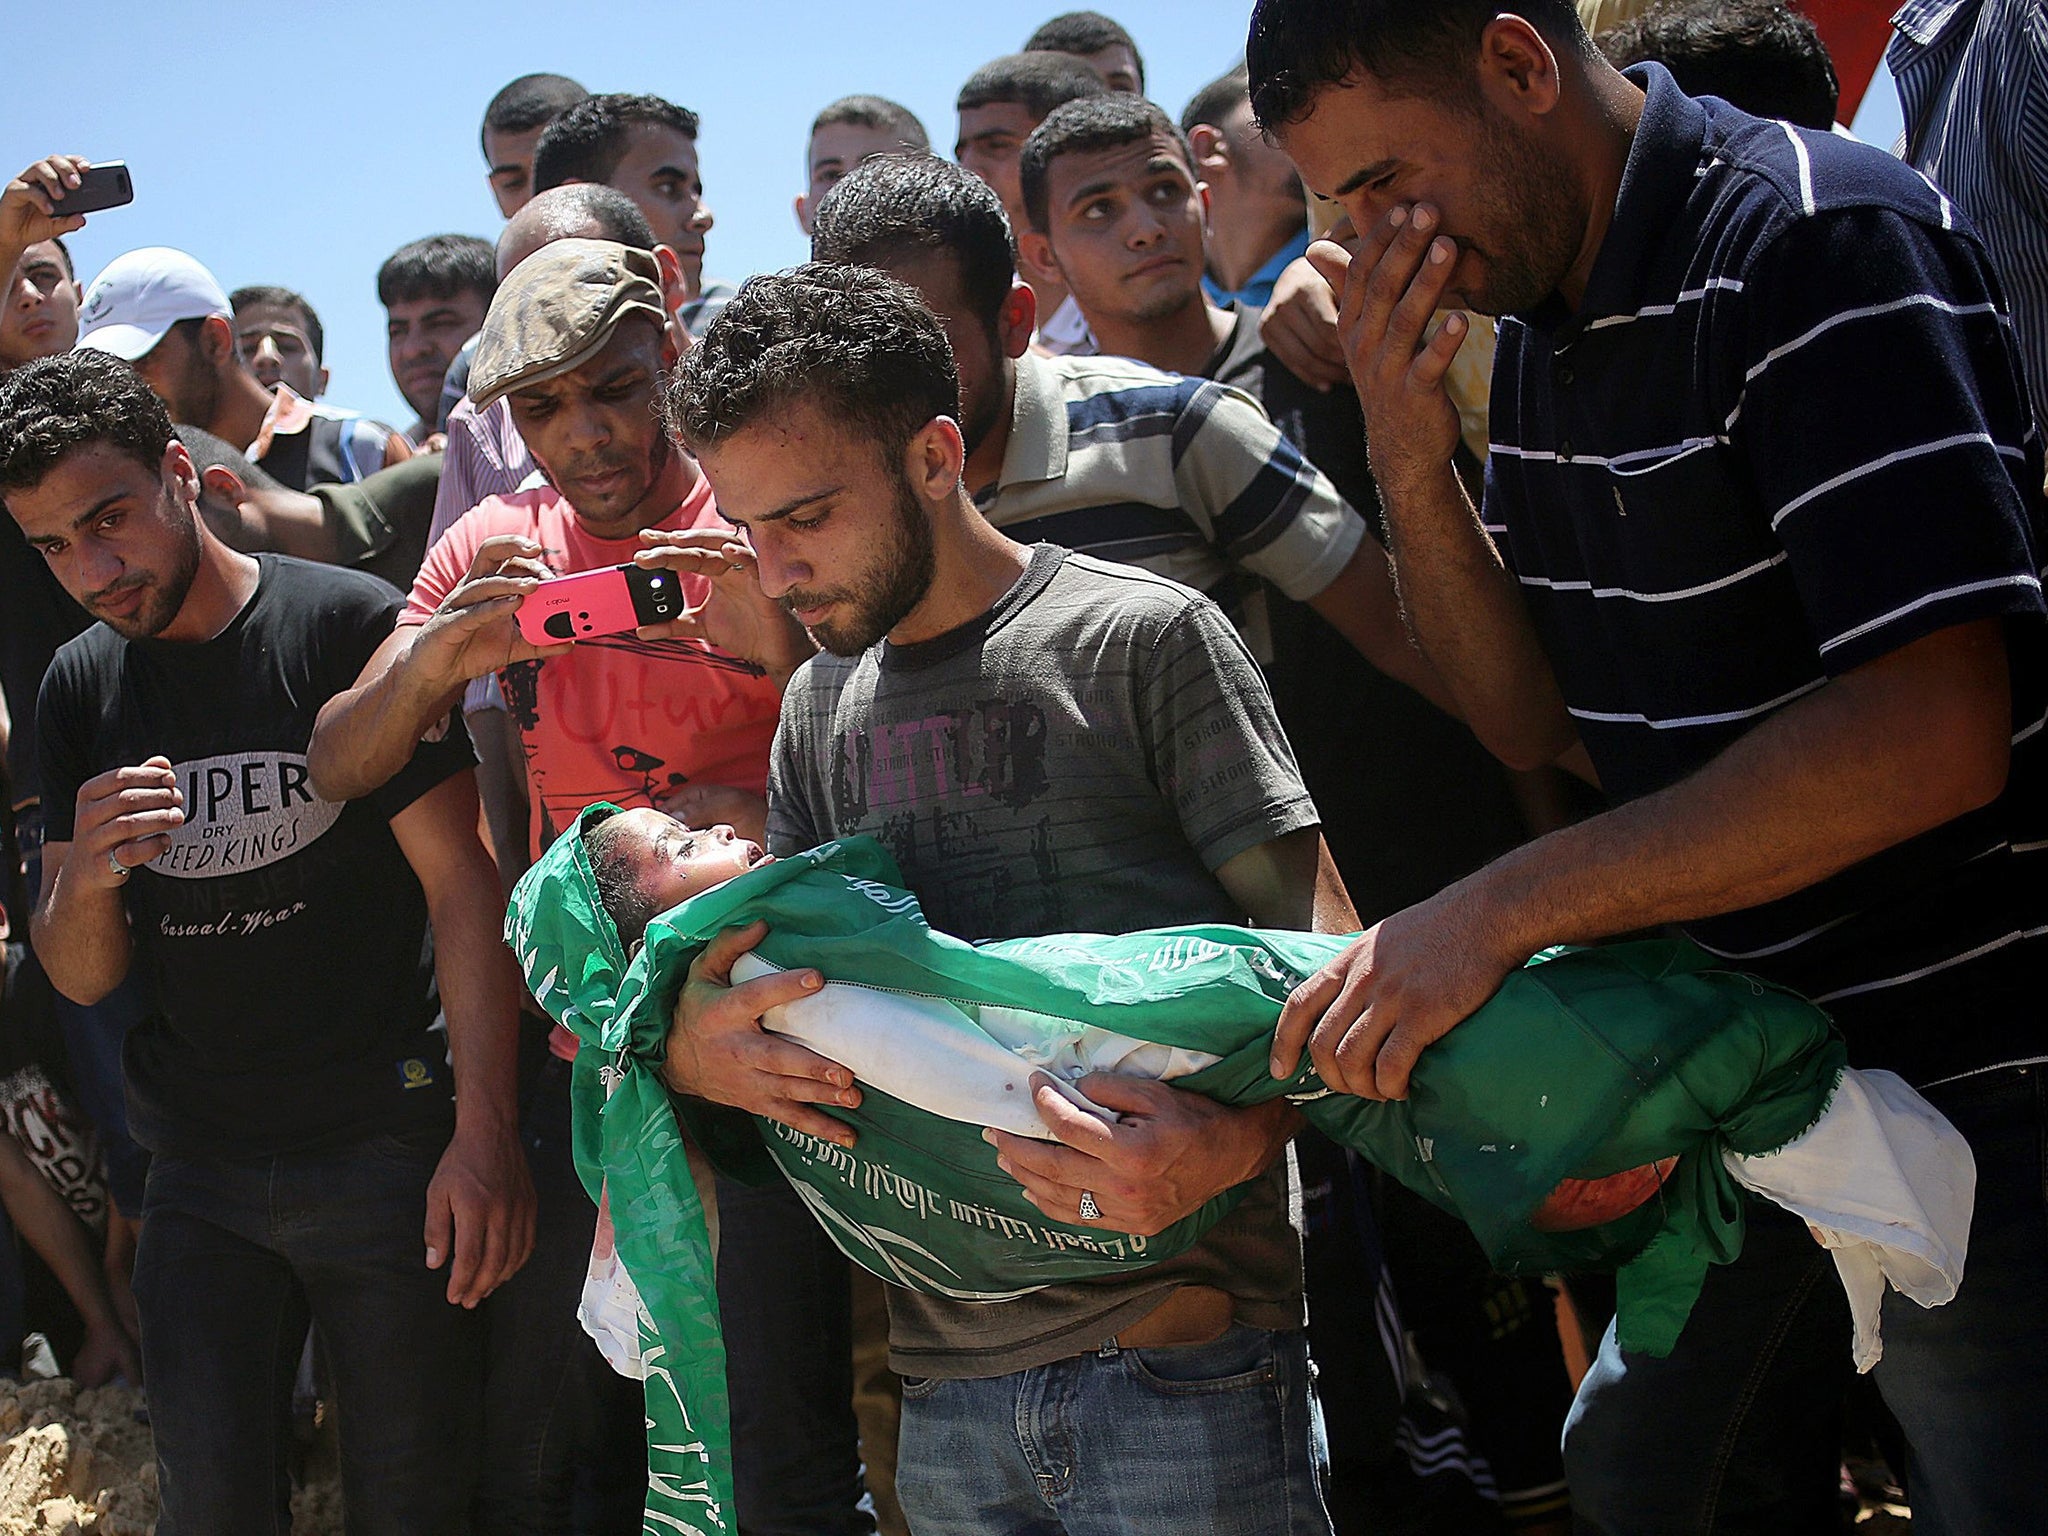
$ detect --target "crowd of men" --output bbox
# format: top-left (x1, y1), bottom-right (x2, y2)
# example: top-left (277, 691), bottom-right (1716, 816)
top-left (0, 0), bottom-right (2041, 1532)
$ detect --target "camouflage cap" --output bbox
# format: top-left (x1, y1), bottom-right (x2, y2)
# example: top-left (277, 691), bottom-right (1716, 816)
top-left (469, 238), bottom-right (668, 411)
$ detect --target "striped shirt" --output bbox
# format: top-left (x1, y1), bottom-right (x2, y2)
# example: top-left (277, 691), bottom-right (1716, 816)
top-left (1890, 0), bottom-right (2048, 433)
top-left (976, 351), bottom-right (1365, 662)
top-left (1486, 64), bottom-right (2047, 1086)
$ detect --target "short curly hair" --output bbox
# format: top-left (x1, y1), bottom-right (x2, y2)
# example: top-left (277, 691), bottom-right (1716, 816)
top-left (665, 263), bottom-right (959, 464)
top-left (0, 350), bottom-right (175, 501)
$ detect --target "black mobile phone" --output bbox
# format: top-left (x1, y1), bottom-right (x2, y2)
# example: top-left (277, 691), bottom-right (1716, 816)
top-left (65, 162), bottom-right (133, 216)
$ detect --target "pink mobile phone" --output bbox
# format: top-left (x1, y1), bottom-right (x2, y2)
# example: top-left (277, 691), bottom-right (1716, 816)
top-left (515, 563), bottom-right (687, 646)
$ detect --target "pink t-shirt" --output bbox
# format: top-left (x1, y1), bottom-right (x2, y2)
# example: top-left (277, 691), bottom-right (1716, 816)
top-left (403, 478), bottom-right (782, 858)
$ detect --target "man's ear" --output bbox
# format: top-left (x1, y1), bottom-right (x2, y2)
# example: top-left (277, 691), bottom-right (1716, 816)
top-left (200, 314), bottom-right (240, 368)
top-left (315, 364), bottom-right (332, 397)
top-left (196, 462), bottom-right (247, 506)
top-left (1479, 14), bottom-right (1565, 119)
top-left (907, 415), bottom-right (966, 500)
top-left (793, 193), bottom-right (812, 236)
top-left (652, 244), bottom-right (689, 316)
top-left (1017, 229), bottom-right (1062, 288)
top-left (162, 440), bottom-right (203, 504)
top-left (1188, 123), bottom-right (1231, 179)
top-left (997, 282), bottom-right (1036, 360)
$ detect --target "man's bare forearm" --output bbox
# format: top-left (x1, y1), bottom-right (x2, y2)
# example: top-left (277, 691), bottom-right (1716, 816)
top-left (308, 633), bottom-right (465, 802)
top-left (1457, 620), bottom-right (2013, 962)
top-left (31, 856), bottom-right (131, 1006)
top-left (1376, 464), bottom-right (1579, 771)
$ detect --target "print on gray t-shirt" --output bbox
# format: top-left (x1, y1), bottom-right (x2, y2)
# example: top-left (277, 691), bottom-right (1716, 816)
top-left (769, 545), bottom-right (1319, 1377)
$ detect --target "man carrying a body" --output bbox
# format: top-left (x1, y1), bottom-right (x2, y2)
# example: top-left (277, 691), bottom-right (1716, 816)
top-left (650, 263), bottom-right (1344, 1535)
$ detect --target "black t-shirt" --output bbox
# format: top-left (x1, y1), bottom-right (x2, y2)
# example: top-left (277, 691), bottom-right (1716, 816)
top-left (1204, 305), bottom-right (1531, 923)
top-left (37, 555), bottom-right (474, 1157)
top-left (1, 513), bottom-right (91, 812)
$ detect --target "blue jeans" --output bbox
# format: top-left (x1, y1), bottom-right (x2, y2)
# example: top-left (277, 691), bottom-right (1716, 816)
top-left (1563, 1197), bottom-right (1852, 1534)
top-left (895, 1323), bottom-right (1333, 1535)
top-left (1870, 1064), bottom-right (2048, 1536)
top-left (715, 1172), bottom-right (874, 1535)
top-left (135, 1128), bottom-right (484, 1535)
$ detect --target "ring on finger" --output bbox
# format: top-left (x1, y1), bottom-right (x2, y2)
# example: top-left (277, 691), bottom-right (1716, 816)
top-left (1077, 1189), bottom-right (1101, 1222)
top-left (105, 848), bottom-right (131, 881)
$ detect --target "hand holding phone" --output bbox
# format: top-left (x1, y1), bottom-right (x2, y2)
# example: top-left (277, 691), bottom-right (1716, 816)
top-left (514, 562), bottom-right (689, 648)
top-left (1, 157), bottom-right (127, 256)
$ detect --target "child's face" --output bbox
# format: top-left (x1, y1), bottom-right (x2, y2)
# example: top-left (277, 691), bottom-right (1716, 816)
top-left (610, 808), bottom-right (774, 911)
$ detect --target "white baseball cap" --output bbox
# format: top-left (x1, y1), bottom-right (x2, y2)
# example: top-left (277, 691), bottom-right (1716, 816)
top-left (75, 246), bottom-right (233, 362)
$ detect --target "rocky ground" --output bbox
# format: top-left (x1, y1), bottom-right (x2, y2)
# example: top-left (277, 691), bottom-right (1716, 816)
top-left (0, 1379), bottom-right (341, 1535)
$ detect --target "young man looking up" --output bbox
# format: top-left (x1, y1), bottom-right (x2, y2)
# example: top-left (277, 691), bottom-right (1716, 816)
top-left (809, 154), bottom-right (1436, 701)
top-left (796, 95), bottom-right (931, 236)
top-left (954, 53), bottom-right (1108, 355)
top-left (77, 247), bottom-right (409, 491)
top-left (655, 262), bottom-right (1341, 1536)
top-left (482, 72), bottom-right (590, 220)
top-left (1248, 2), bottom-right (2048, 1530)
top-left (533, 93), bottom-right (730, 335)
top-left (1180, 66), bottom-right (1313, 308)
top-left (305, 243), bottom-right (865, 1536)
top-left (377, 234), bottom-right (497, 444)
top-left (1023, 9), bottom-right (1146, 93)
top-left (229, 284), bottom-right (328, 400)
top-left (0, 156), bottom-right (90, 379)
top-left (0, 351), bottom-right (533, 1531)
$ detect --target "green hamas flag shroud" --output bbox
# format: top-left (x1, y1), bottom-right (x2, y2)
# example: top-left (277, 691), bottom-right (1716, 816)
top-left (509, 814), bottom-right (1847, 1530)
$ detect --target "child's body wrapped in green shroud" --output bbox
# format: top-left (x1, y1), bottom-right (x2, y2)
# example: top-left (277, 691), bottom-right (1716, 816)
top-left (507, 805), bottom-right (1971, 1535)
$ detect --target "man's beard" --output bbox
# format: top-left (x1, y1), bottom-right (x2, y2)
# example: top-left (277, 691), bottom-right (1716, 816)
top-left (788, 471), bottom-right (936, 657)
top-left (1454, 105), bottom-right (1588, 318)
top-left (94, 491), bottom-right (203, 639)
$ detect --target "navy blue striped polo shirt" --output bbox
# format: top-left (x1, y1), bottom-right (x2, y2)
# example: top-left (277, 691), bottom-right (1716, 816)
top-left (1485, 64), bottom-right (2047, 1086)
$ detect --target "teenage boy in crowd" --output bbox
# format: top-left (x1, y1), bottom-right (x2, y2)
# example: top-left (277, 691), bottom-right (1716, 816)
top-left (77, 247), bottom-right (409, 490)
top-left (1023, 9), bottom-right (1145, 93)
top-left (305, 242), bottom-right (868, 1535)
top-left (651, 262), bottom-right (1340, 1535)
top-left (0, 351), bottom-right (533, 1531)
top-left (809, 155), bottom-right (1435, 706)
top-left (533, 93), bottom-right (730, 336)
top-left (229, 285), bottom-right (329, 400)
top-left (377, 234), bottom-right (496, 444)
top-left (482, 72), bottom-right (591, 219)
top-left (954, 53), bottom-right (1108, 355)
top-left (797, 95), bottom-right (931, 237)
top-left (1246, 1), bottom-right (2048, 1531)
top-left (1181, 66), bottom-right (1313, 309)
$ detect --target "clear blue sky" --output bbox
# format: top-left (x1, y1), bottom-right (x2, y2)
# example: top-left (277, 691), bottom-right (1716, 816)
top-left (14, 0), bottom-right (1904, 431)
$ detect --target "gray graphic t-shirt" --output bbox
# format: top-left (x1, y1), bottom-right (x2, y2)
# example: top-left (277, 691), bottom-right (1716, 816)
top-left (770, 545), bottom-right (1318, 1376)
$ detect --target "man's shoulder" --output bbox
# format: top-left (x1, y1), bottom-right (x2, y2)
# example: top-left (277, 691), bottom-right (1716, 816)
top-left (1033, 550), bottom-right (1214, 636)
top-left (258, 553), bottom-right (403, 620)
top-left (1699, 105), bottom-right (1961, 249)
top-left (1042, 351), bottom-right (1207, 411)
